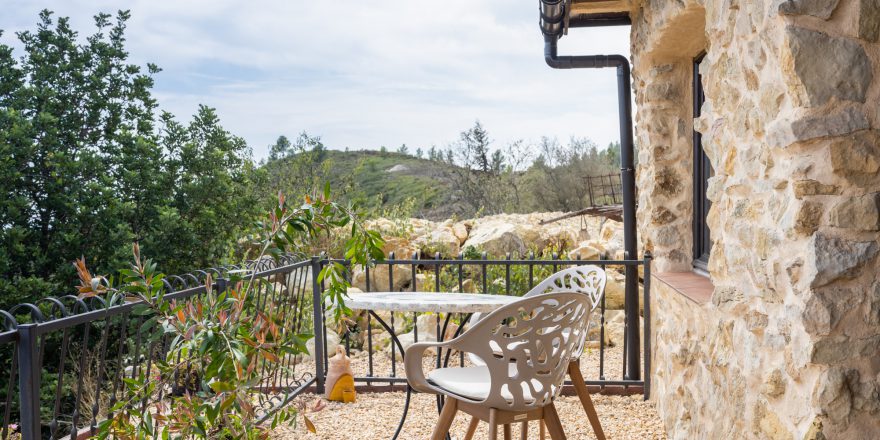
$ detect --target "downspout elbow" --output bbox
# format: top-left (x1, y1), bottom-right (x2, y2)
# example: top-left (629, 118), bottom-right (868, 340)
top-left (544, 35), bottom-right (630, 70)
top-left (543, 34), bottom-right (567, 69)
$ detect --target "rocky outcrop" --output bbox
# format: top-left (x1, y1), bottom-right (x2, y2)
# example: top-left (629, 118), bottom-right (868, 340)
top-left (463, 221), bottom-right (527, 256)
top-left (368, 212), bottom-right (620, 259)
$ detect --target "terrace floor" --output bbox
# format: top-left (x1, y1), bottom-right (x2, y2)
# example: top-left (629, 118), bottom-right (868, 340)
top-left (273, 345), bottom-right (664, 439)
top-left (272, 392), bottom-right (665, 439)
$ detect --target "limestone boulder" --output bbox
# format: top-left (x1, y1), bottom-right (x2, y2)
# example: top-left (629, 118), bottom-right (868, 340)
top-left (604, 271), bottom-right (644, 312)
top-left (451, 222), bottom-right (469, 244)
top-left (451, 279), bottom-right (478, 293)
top-left (306, 328), bottom-right (339, 360)
top-left (414, 226), bottom-right (461, 257)
top-left (463, 221), bottom-right (527, 256)
top-left (351, 266), bottom-right (413, 292)
top-left (568, 243), bottom-right (602, 260)
top-left (381, 237), bottom-right (420, 259)
top-left (603, 310), bottom-right (643, 347)
top-left (387, 314), bottom-right (459, 361)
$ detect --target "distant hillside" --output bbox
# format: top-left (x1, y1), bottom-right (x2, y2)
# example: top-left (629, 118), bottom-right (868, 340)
top-left (263, 150), bottom-right (466, 219)
top-left (261, 137), bottom-right (622, 219)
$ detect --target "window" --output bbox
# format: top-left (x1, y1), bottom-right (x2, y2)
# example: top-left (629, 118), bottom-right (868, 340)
top-left (692, 53), bottom-right (713, 272)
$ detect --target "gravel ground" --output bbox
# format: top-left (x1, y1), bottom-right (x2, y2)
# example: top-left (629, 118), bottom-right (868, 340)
top-left (271, 392), bottom-right (665, 439)
top-left (292, 343), bottom-right (634, 385)
top-left (272, 346), bottom-right (660, 439)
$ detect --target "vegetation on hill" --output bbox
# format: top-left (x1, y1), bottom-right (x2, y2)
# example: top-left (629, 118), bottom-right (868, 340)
top-left (262, 123), bottom-right (623, 220)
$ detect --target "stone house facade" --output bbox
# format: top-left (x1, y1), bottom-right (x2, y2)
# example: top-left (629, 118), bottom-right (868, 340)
top-left (572, 0), bottom-right (880, 438)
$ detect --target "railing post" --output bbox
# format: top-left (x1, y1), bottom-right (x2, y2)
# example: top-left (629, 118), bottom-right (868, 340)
top-left (216, 277), bottom-right (227, 296)
top-left (643, 252), bottom-right (653, 400)
top-left (310, 256), bottom-right (326, 394)
top-left (17, 324), bottom-right (41, 438)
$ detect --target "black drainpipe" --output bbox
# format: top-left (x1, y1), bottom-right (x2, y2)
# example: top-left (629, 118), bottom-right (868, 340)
top-left (540, 0), bottom-right (641, 382)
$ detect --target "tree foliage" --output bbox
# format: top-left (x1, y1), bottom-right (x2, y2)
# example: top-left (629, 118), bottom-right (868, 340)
top-left (0, 10), bottom-right (261, 307)
top-left (434, 121), bottom-right (620, 216)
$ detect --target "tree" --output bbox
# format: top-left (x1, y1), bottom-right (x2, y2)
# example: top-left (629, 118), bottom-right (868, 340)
top-left (521, 136), bottom-right (616, 212)
top-left (460, 121), bottom-right (491, 172)
top-left (0, 10), bottom-right (161, 293)
top-left (441, 121), bottom-right (507, 215)
top-left (397, 143), bottom-right (409, 155)
top-left (143, 106), bottom-right (262, 271)
top-left (415, 147), bottom-right (423, 158)
top-left (499, 139), bottom-right (534, 211)
top-left (268, 135), bottom-right (292, 161)
top-left (0, 10), bottom-right (262, 306)
top-left (427, 146), bottom-right (441, 161)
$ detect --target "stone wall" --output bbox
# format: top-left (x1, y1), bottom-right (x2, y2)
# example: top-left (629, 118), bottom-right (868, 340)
top-left (632, 0), bottom-right (880, 438)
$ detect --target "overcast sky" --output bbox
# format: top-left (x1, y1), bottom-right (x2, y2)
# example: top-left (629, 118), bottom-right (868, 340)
top-left (2, 1), bottom-right (631, 160)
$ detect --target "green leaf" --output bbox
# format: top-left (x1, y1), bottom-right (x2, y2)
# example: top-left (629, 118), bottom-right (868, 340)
top-left (209, 381), bottom-right (235, 393)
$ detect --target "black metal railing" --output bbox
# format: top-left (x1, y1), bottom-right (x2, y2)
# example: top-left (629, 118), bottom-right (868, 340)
top-left (320, 252), bottom-right (652, 397)
top-left (0, 252), bottom-right (651, 439)
top-left (0, 255), bottom-right (317, 439)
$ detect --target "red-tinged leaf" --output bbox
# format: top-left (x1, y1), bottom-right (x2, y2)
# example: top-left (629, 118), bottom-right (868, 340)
top-left (242, 336), bottom-right (258, 347)
top-left (261, 350), bottom-right (279, 363)
top-left (176, 309), bottom-right (185, 323)
top-left (311, 399), bottom-right (327, 412)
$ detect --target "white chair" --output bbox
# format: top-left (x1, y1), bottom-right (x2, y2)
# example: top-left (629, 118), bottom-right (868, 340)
top-left (467, 266), bottom-right (607, 439)
top-left (405, 292), bottom-right (592, 440)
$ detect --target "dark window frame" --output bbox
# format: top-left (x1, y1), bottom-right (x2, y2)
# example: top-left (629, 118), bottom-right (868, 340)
top-left (692, 52), bottom-right (712, 272)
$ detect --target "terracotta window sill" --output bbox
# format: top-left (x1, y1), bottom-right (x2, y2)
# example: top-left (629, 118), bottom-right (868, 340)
top-left (653, 271), bottom-right (714, 305)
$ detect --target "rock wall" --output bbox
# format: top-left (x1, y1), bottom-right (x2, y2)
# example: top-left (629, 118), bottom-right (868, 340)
top-left (632, 0), bottom-right (880, 438)
top-left (365, 212), bottom-right (623, 260)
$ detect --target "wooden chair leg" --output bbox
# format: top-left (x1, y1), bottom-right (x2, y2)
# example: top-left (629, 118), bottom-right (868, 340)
top-left (568, 361), bottom-right (606, 440)
top-left (488, 408), bottom-right (499, 440)
top-left (543, 403), bottom-right (567, 440)
top-left (431, 398), bottom-right (458, 440)
top-left (539, 420), bottom-right (546, 440)
top-left (520, 421), bottom-right (528, 440)
top-left (463, 416), bottom-right (480, 440)
top-left (504, 424), bottom-right (512, 440)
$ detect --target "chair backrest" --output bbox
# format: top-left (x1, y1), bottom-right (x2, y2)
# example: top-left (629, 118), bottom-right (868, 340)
top-left (524, 265), bottom-right (606, 311)
top-left (456, 292), bottom-right (592, 411)
top-left (466, 265), bottom-right (607, 366)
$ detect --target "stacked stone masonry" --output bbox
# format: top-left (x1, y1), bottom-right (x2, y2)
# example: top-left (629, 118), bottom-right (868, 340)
top-left (629, 0), bottom-right (880, 438)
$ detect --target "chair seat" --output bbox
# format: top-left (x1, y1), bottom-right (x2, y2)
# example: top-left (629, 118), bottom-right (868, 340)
top-left (427, 365), bottom-right (543, 403)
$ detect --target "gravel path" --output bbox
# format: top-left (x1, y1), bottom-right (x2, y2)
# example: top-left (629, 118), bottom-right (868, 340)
top-left (293, 343), bottom-right (633, 386)
top-left (271, 392), bottom-right (665, 439)
top-left (272, 345), bottom-right (661, 439)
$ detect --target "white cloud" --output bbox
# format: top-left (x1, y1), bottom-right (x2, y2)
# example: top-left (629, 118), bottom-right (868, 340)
top-left (2, 0), bottom-right (631, 158)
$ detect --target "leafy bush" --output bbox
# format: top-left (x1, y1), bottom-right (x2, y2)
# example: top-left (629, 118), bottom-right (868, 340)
top-left (79, 190), bottom-right (383, 439)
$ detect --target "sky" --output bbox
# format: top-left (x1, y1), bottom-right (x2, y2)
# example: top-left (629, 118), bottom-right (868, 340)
top-left (1, 1), bottom-right (631, 160)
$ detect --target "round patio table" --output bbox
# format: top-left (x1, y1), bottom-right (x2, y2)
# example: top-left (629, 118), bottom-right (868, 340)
top-left (345, 292), bottom-right (521, 440)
